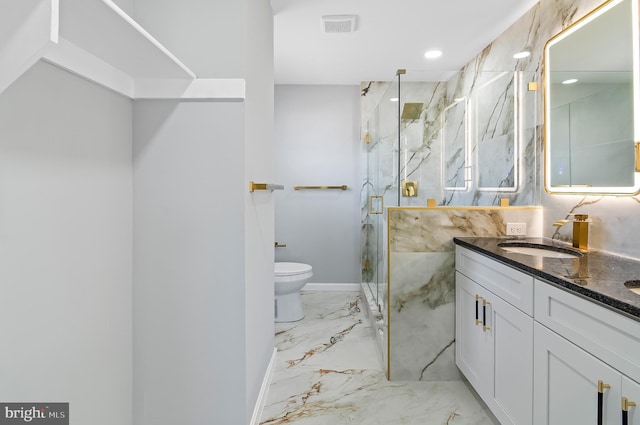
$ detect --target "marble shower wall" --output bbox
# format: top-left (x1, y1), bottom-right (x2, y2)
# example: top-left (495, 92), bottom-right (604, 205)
top-left (361, 0), bottom-right (640, 381)
top-left (386, 207), bottom-right (542, 381)
top-left (361, 72), bottom-right (539, 210)
top-left (362, 0), bottom-right (640, 259)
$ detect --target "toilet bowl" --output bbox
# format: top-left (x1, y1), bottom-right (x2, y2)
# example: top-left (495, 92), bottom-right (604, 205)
top-left (274, 262), bottom-right (313, 323)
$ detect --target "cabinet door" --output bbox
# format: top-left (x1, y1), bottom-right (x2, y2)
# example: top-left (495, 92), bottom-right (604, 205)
top-left (622, 377), bottom-right (640, 425)
top-left (455, 271), bottom-right (492, 392)
top-left (491, 291), bottom-right (533, 425)
top-left (534, 323), bottom-right (621, 425)
top-left (457, 271), bottom-right (533, 425)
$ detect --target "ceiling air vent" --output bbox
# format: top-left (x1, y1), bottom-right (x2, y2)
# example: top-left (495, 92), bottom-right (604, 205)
top-left (321, 15), bottom-right (357, 33)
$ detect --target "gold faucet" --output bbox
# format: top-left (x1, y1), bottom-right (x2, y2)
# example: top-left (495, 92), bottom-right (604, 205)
top-left (553, 214), bottom-right (590, 251)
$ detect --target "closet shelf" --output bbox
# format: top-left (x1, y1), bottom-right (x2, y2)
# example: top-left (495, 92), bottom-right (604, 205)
top-left (0, 0), bottom-right (245, 100)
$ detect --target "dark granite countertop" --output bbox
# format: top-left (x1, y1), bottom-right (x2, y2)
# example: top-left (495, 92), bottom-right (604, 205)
top-left (453, 237), bottom-right (640, 321)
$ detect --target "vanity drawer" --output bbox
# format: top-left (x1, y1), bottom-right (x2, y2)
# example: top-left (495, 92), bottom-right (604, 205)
top-left (535, 279), bottom-right (640, 382)
top-left (456, 246), bottom-right (534, 316)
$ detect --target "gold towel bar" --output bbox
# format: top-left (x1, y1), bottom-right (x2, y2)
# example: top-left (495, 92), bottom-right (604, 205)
top-left (294, 185), bottom-right (348, 190)
top-left (249, 181), bottom-right (284, 193)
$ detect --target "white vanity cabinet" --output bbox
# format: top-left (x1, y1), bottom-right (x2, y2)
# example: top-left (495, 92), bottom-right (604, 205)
top-left (533, 322), bottom-right (622, 424)
top-left (534, 279), bottom-right (640, 425)
top-left (455, 246), bottom-right (534, 425)
top-left (455, 244), bottom-right (640, 425)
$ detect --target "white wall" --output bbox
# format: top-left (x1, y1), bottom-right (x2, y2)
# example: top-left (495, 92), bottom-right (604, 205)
top-left (274, 85), bottom-right (361, 284)
top-left (0, 61), bottom-right (133, 425)
top-left (244, 0), bottom-right (276, 419)
top-left (132, 1), bottom-right (275, 423)
top-left (133, 101), bottom-right (246, 425)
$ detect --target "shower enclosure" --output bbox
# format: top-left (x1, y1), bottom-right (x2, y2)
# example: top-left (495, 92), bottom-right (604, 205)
top-left (361, 68), bottom-right (540, 378)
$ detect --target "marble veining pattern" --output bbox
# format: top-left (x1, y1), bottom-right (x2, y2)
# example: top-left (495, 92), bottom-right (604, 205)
top-left (386, 208), bottom-right (542, 381)
top-left (361, 0), bottom-right (640, 384)
top-left (361, 0), bottom-right (640, 260)
top-left (260, 291), bottom-right (497, 425)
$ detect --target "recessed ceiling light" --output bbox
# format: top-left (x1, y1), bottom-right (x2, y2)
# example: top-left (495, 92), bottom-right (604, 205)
top-left (562, 78), bottom-right (579, 85)
top-left (390, 97), bottom-right (399, 102)
top-left (513, 51), bottom-right (530, 59)
top-left (424, 50), bottom-right (443, 59)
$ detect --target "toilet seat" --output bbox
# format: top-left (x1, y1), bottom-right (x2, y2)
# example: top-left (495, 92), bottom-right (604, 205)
top-left (275, 262), bottom-right (312, 276)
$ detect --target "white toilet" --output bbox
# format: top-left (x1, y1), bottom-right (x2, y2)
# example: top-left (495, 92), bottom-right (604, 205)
top-left (274, 262), bottom-right (313, 322)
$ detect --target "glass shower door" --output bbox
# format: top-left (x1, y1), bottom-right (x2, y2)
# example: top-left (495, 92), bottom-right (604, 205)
top-left (364, 136), bottom-right (384, 311)
top-left (363, 76), bottom-right (399, 312)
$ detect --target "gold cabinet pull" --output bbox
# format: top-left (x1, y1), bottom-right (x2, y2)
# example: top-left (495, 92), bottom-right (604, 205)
top-left (475, 295), bottom-right (483, 325)
top-left (482, 299), bottom-right (491, 332)
top-left (597, 380), bottom-right (611, 425)
top-left (623, 396), bottom-right (637, 425)
top-left (598, 380), bottom-right (611, 393)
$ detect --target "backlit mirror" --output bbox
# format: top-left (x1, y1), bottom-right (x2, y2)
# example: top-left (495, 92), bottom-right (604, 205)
top-left (544, 0), bottom-right (640, 194)
top-left (442, 97), bottom-right (469, 190)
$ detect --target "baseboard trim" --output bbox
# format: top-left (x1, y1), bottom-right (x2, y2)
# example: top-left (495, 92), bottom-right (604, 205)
top-left (249, 347), bottom-right (278, 425)
top-left (302, 283), bottom-right (361, 292)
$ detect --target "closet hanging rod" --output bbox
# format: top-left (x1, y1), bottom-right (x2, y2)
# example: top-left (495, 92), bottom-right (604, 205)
top-left (249, 181), bottom-right (284, 192)
top-left (294, 185), bottom-right (348, 190)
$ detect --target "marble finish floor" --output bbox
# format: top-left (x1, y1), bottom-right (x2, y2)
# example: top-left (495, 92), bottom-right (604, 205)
top-left (259, 291), bottom-right (497, 425)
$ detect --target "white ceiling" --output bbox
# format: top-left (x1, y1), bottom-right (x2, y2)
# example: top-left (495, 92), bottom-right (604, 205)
top-left (271, 0), bottom-right (540, 85)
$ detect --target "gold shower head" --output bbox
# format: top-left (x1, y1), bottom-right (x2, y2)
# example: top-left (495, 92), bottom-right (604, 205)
top-left (401, 103), bottom-right (423, 120)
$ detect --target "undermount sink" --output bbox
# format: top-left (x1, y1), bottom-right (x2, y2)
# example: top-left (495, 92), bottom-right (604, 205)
top-left (624, 281), bottom-right (640, 295)
top-left (498, 242), bottom-right (583, 259)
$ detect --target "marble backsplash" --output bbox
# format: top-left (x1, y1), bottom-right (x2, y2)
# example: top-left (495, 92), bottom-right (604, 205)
top-left (386, 207), bottom-right (542, 381)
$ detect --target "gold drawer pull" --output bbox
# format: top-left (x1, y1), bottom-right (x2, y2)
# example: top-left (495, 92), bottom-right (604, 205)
top-left (482, 299), bottom-right (491, 332)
